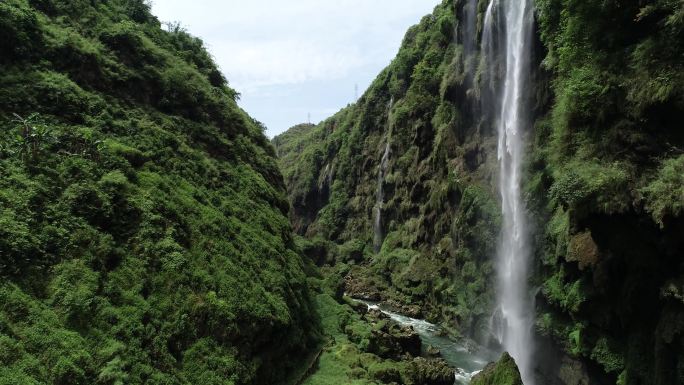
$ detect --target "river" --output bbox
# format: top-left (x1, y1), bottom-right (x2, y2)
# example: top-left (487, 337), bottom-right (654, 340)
top-left (355, 300), bottom-right (497, 385)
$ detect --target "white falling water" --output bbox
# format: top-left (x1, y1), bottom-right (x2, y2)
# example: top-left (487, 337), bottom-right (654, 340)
top-left (462, 0), bottom-right (479, 55)
top-left (482, 0), bottom-right (536, 384)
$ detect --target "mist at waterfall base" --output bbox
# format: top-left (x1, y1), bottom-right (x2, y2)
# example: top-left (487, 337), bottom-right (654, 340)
top-left (482, 0), bottom-right (537, 384)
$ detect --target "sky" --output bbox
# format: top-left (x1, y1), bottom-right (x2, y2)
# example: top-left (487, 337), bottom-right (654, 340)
top-left (150, 0), bottom-right (440, 138)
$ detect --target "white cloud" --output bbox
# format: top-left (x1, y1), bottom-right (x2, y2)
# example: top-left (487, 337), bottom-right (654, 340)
top-left (150, 0), bottom-right (441, 136)
top-left (152, 0), bottom-right (437, 89)
top-left (210, 38), bottom-right (365, 91)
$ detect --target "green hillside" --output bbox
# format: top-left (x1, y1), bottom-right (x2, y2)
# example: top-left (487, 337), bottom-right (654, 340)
top-left (0, 1), bottom-right (317, 384)
top-left (274, 0), bottom-right (684, 384)
top-left (2, 0), bottom-right (683, 384)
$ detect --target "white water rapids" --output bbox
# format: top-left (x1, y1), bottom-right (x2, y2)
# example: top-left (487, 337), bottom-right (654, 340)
top-left (355, 300), bottom-right (496, 385)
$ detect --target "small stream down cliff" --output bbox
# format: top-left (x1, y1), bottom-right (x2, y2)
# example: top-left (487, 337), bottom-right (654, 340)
top-left (373, 141), bottom-right (391, 253)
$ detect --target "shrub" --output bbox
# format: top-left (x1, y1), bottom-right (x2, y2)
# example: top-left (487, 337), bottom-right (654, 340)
top-left (0, 0), bottom-right (42, 61)
top-left (48, 260), bottom-right (99, 325)
top-left (590, 337), bottom-right (624, 373)
top-left (640, 155), bottom-right (684, 227)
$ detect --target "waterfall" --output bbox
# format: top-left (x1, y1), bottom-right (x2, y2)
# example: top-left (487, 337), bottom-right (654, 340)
top-left (462, 0), bottom-right (479, 56)
top-left (482, 0), bottom-right (536, 383)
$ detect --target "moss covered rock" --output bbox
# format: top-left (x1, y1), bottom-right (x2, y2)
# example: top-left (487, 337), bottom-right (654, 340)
top-left (471, 352), bottom-right (524, 385)
top-left (363, 308), bottom-right (422, 359)
top-left (405, 357), bottom-right (454, 385)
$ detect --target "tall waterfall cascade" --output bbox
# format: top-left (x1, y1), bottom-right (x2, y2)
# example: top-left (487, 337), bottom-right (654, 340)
top-left (462, 0), bottom-right (479, 55)
top-left (482, 0), bottom-right (536, 383)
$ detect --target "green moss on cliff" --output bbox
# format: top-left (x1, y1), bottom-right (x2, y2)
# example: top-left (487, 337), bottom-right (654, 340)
top-left (640, 155), bottom-right (684, 227)
top-left (278, 0), bottom-right (684, 384)
top-left (273, 0), bottom-right (499, 338)
top-left (470, 352), bottom-right (524, 385)
top-left (0, 0), bottom-right (317, 383)
top-left (532, 0), bottom-right (684, 384)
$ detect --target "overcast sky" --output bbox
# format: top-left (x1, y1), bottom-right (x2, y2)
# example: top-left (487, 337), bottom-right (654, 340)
top-left (150, 1), bottom-right (440, 137)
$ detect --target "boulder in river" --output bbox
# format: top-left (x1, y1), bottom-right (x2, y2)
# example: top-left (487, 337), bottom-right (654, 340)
top-left (425, 344), bottom-right (441, 357)
top-left (362, 307), bottom-right (422, 359)
top-left (471, 352), bottom-right (524, 385)
top-left (381, 299), bottom-right (423, 318)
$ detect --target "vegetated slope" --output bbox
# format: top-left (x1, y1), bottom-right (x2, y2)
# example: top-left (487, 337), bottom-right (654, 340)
top-left (274, 0), bottom-right (505, 340)
top-left (531, 0), bottom-right (684, 384)
top-left (0, 1), bottom-right (317, 384)
top-left (274, 0), bottom-right (684, 384)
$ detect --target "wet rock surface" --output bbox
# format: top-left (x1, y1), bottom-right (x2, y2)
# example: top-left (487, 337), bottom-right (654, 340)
top-left (345, 274), bottom-right (424, 318)
top-left (345, 299), bottom-right (456, 384)
top-left (364, 308), bottom-right (422, 359)
top-left (381, 299), bottom-right (424, 319)
top-left (425, 344), bottom-right (441, 358)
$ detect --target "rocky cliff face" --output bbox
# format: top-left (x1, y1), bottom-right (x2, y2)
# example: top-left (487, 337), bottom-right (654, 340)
top-left (274, 0), bottom-right (684, 384)
top-left (531, 0), bottom-right (684, 383)
top-left (275, 0), bottom-right (506, 343)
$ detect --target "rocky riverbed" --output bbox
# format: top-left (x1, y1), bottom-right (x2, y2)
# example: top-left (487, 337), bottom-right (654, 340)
top-left (350, 298), bottom-right (498, 384)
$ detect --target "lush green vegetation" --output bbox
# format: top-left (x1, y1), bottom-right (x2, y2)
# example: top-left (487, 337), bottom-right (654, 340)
top-left (531, 0), bottom-right (684, 384)
top-left (273, 0), bottom-right (500, 340)
top-left (0, 1), bottom-right (317, 384)
top-left (276, 0), bottom-right (683, 384)
top-left (1, 0), bottom-right (682, 383)
top-left (300, 253), bottom-right (453, 385)
top-left (470, 352), bottom-right (523, 385)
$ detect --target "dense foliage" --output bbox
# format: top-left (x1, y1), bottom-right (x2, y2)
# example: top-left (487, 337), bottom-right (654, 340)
top-left (531, 0), bottom-right (684, 384)
top-left (273, 0), bottom-right (500, 341)
top-left (470, 353), bottom-right (523, 385)
top-left (298, 245), bottom-right (454, 385)
top-left (0, 0), bottom-right (317, 384)
top-left (275, 0), bottom-right (684, 384)
top-left (1, 0), bottom-right (682, 383)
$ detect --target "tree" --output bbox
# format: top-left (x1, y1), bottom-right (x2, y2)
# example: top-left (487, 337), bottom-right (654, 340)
top-left (11, 112), bottom-right (53, 162)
